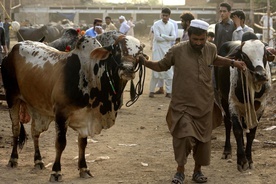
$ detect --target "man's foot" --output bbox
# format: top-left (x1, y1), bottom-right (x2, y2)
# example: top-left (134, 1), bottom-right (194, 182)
top-left (192, 171), bottom-right (207, 183)
top-left (154, 89), bottom-right (164, 94)
top-left (165, 93), bottom-right (171, 98)
top-left (149, 92), bottom-right (154, 98)
top-left (171, 172), bottom-right (184, 184)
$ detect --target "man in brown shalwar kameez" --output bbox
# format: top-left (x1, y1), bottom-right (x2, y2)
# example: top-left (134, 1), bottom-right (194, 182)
top-left (139, 19), bottom-right (247, 184)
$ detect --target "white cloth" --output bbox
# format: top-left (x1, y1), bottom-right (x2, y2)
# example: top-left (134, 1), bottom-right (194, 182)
top-left (190, 19), bottom-right (209, 30)
top-left (169, 18), bottom-right (178, 45)
top-left (232, 25), bottom-right (254, 41)
top-left (150, 20), bottom-right (176, 93)
top-left (126, 20), bottom-right (135, 36)
top-left (119, 21), bottom-right (130, 35)
top-left (260, 15), bottom-right (274, 47)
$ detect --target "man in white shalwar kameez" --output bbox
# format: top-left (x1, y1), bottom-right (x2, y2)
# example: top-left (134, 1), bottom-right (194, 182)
top-left (149, 7), bottom-right (176, 98)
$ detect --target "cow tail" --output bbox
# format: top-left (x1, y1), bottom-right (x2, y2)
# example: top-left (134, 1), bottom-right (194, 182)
top-left (18, 122), bottom-right (27, 149)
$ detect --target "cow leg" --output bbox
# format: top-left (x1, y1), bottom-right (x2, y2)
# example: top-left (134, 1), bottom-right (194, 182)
top-left (49, 114), bottom-right (68, 182)
top-left (78, 136), bottom-right (93, 178)
top-left (7, 100), bottom-right (24, 168)
top-left (221, 99), bottom-right (232, 159)
top-left (245, 127), bottom-right (257, 169)
top-left (31, 120), bottom-right (45, 170)
top-left (31, 115), bottom-right (52, 170)
top-left (232, 115), bottom-right (249, 172)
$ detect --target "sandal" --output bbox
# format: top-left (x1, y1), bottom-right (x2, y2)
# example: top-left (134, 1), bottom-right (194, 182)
top-left (192, 171), bottom-right (207, 183)
top-left (171, 172), bottom-right (185, 184)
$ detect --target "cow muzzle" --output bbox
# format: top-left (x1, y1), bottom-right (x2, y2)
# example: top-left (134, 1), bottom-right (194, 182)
top-left (253, 66), bottom-right (268, 83)
top-left (118, 57), bottom-right (136, 80)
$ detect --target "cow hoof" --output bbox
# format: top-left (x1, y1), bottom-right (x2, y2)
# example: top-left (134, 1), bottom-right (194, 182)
top-left (79, 168), bottom-right (93, 178)
top-left (221, 153), bottom-right (232, 160)
top-left (49, 172), bottom-right (63, 182)
top-left (237, 162), bottom-right (249, 172)
top-left (249, 162), bottom-right (254, 169)
top-left (34, 162), bottom-right (45, 170)
top-left (7, 159), bottom-right (18, 168)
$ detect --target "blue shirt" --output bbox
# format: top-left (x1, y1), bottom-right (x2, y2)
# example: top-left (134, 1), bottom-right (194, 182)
top-left (85, 27), bottom-right (97, 37)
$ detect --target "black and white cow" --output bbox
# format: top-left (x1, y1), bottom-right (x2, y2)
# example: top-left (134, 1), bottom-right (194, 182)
top-left (215, 37), bottom-right (273, 172)
top-left (48, 28), bottom-right (79, 51)
top-left (1, 35), bottom-right (146, 181)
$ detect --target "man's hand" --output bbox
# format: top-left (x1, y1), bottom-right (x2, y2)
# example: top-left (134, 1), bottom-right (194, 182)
top-left (234, 60), bottom-right (247, 71)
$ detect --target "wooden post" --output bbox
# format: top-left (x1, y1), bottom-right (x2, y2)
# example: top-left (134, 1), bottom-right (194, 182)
top-left (267, 0), bottom-right (270, 45)
top-left (249, 0), bottom-right (254, 28)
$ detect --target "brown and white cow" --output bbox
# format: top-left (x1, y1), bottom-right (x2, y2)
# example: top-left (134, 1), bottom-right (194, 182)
top-left (215, 35), bottom-right (273, 172)
top-left (1, 34), bottom-right (145, 181)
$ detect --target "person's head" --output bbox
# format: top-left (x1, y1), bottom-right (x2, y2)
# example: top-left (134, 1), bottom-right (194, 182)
top-left (180, 12), bottom-right (195, 30)
top-left (4, 18), bottom-right (9, 22)
top-left (119, 15), bottom-right (126, 23)
top-left (105, 16), bottom-right (112, 25)
top-left (230, 10), bottom-right (245, 25)
top-left (207, 32), bottom-right (215, 42)
top-left (161, 7), bottom-right (171, 23)
top-left (93, 18), bottom-right (102, 27)
top-left (188, 19), bottom-right (209, 51)
top-left (219, 2), bottom-right (232, 22)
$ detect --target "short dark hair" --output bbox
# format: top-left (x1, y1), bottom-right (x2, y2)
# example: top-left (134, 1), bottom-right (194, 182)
top-left (180, 12), bottom-right (195, 22)
top-left (207, 32), bottom-right (215, 37)
top-left (93, 18), bottom-right (102, 25)
top-left (230, 10), bottom-right (245, 20)
top-left (220, 2), bottom-right (232, 12)
top-left (188, 26), bottom-right (207, 37)
top-left (161, 7), bottom-right (171, 15)
top-left (105, 16), bottom-right (111, 20)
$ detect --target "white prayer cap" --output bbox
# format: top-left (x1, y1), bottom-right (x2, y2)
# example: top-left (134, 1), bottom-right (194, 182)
top-left (119, 15), bottom-right (125, 20)
top-left (190, 19), bottom-right (209, 31)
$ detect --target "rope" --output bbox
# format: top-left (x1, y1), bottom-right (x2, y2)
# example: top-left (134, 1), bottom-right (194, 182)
top-left (0, 2), bottom-right (25, 41)
top-left (240, 68), bottom-right (258, 132)
top-left (125, 59), bottom-right (146, 107)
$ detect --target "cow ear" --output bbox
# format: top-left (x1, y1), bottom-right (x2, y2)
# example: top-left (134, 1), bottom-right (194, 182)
top-left (90, 48), bottom-right (110, 60)
top-left (267, 53), bottom-right (275, 62)
top-left (266, 47), bottom-right (276, 62)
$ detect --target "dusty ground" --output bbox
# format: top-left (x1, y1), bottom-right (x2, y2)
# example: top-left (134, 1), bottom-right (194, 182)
top-left (0, 37), bottom-right (275, 184)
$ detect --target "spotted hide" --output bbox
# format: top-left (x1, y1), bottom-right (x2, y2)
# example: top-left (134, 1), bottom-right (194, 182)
top-left (1, 35), bottom-right (145, 181)
top-left (215, 38), bottom-right (273, 172)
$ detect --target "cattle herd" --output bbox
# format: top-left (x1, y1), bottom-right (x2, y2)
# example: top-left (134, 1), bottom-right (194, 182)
top-left (0, 23), bottom-right (275, 182)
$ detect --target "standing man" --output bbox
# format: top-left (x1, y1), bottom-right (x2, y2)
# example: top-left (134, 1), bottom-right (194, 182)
top-left (231, 10), bottom-right (254, 41)
top-left (126, 16), bottom-right (135, 36)
top-left (118, 16), bottom-right (130, 35)
top-left (104, 16), bottom-right (117, 32)
top-left (180, 11), bottom-right (195, 41)
top-left (214, 2), bottom-right (235, 51)
top-left (85, 18), bottom-right (104, 38)
top-left (259, 12), bottom-right (274, 47)
top-left (139, 19), bottom-right (247, 184)
top-left (149, 7), bottom-right (176, 98)
top-left (3, 18), bottom-right (11, 50)
top-left (154, 17), bottom-right (179, 96)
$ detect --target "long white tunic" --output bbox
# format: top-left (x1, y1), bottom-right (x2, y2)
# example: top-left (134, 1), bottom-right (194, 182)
top-left (152, 20), bottom-right (176, 79)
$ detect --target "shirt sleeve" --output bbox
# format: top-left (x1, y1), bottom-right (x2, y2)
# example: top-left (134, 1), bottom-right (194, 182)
top-left (158, 47), bottom-right (175, 71)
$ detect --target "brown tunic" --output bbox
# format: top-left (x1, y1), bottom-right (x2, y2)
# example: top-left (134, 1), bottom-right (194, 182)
top-left (159, 41), bottom-right (218, 142)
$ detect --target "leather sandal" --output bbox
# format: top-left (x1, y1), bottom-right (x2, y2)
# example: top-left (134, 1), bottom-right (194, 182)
top-left (192, 171), bottom-right (207, 183)
top-left (171, 172), bottom-right (185, 184)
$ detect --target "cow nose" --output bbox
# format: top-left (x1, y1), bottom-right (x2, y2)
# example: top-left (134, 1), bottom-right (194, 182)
top-left (255, 66), bottom-right (267, 81)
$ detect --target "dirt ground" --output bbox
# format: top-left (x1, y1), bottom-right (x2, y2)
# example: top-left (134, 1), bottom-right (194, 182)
top-left (0, 37), bottom-right (275, 184)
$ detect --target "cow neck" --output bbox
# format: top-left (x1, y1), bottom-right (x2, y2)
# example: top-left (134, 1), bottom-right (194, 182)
top-left (105, 63), bottom-right (116, 95)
